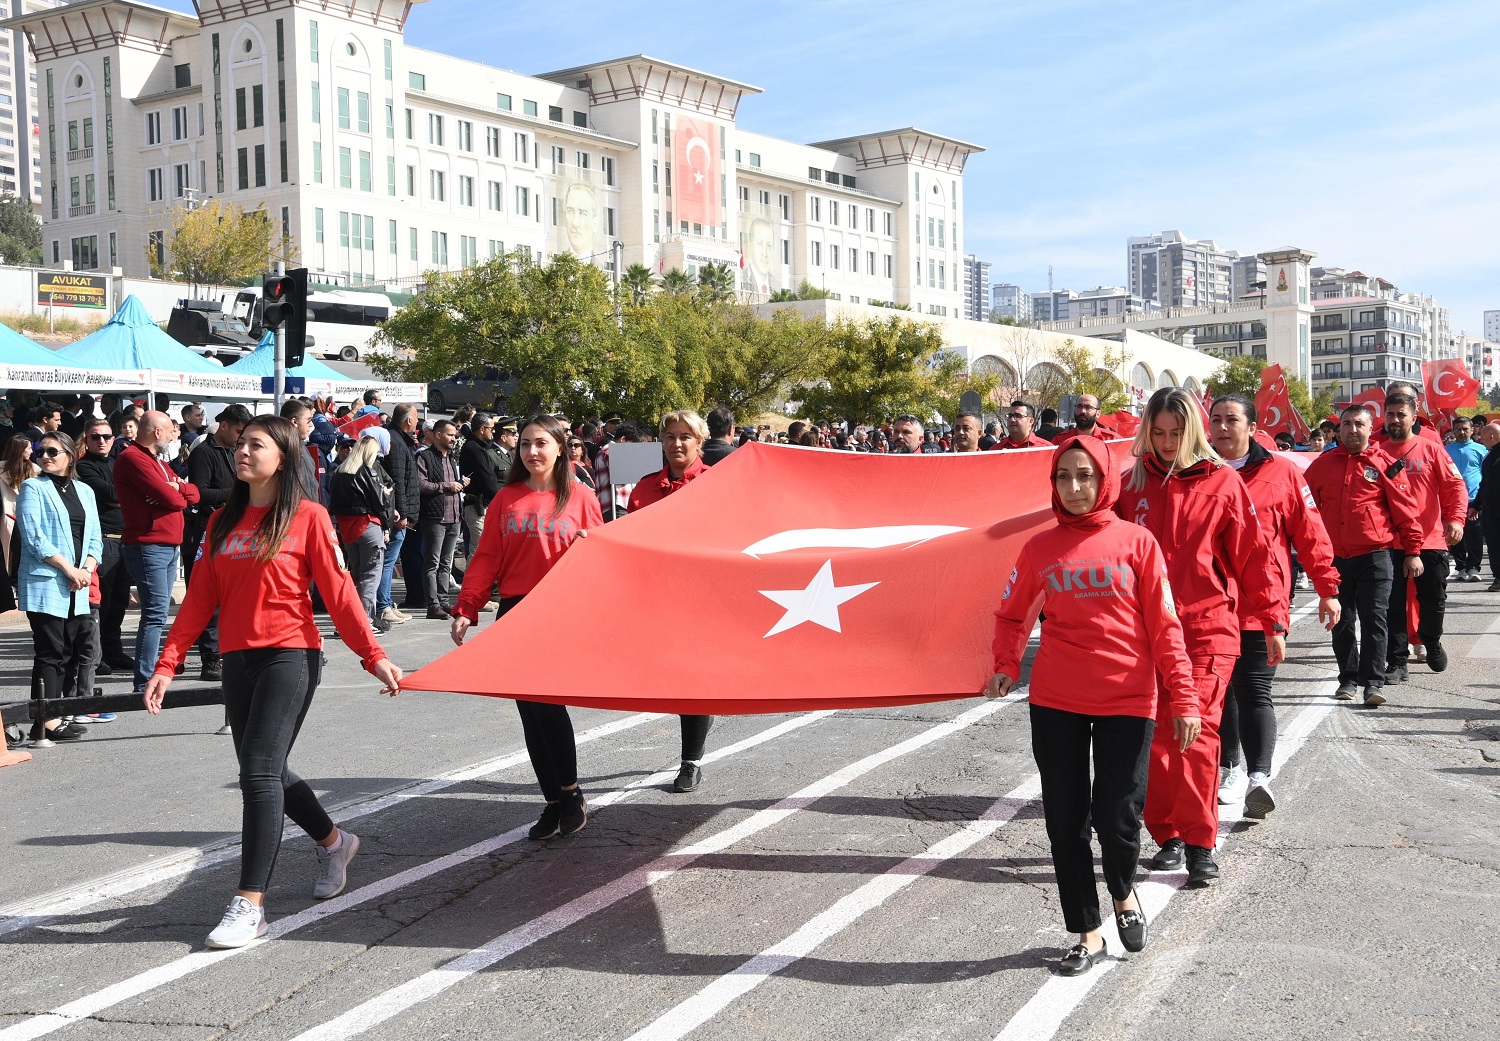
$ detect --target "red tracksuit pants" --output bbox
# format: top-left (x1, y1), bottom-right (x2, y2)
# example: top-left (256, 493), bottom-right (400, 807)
top-left (1145, 654), bottom-right (1234, 850)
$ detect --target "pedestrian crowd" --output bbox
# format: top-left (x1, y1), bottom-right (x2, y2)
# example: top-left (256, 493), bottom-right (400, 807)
top-left (2, 382), bottom-right (1496, 969)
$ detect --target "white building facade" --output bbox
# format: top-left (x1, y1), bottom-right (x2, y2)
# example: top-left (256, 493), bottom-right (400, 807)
top-left (5, 1), bottom-right (981, 317)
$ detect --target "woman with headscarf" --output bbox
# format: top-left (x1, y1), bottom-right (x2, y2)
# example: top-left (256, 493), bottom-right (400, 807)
top-left (988, 434), bottom-right (1196, 976)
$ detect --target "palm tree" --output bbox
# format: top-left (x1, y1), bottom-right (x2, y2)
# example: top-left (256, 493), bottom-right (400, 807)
top-left (696, 261), bottom-right (737, 303)
top-left (660, 268), bottom-right (696, 296)
top-left (769, 288), bottom-right (799, 302)
top-left (621, 263), bottom-right (658, 305)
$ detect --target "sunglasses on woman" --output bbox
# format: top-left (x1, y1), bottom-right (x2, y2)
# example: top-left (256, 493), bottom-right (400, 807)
top-left (35, 447), bottom-right (64, 459)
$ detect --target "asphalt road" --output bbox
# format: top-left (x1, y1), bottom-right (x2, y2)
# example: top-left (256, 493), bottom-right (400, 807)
top-left (1, 577), bottom-right (1497, 1040)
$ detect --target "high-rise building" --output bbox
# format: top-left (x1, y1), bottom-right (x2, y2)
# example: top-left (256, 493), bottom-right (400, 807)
top-left (1307, 267), bottom-right (1450, 400)
top-left (6, 1), bottom-right (981, 316)
top-left (1127, 230), bottom-right (1245, 309)
top-left (990, 282), bottom-right (1027, 322)
top-left (1028, 288), bottom-right (1075, 322)
top-left (961, 253), bottom-right (989, 322)
top-left (1483, 309), bottom-right (1500, 342)
top-left (1455, 333), bottom-right (1497, 389)
top-left (0, 0), bottom-right (59, 206)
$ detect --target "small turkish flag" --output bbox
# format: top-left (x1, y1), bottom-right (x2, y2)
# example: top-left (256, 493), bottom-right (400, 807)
top-left (402, 442), bottom-right (1131, 714)
top-left (1421, 358), bottom-right (1478, 411)
top-left (334, 411), bottom-right (382, 437)
top-left (1103, 411), bottom-right (1140, 437)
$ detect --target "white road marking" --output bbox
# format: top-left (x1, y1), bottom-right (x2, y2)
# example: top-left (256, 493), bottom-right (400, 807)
top-left (0, 712), bottom-right (663, 938)
top-left (0, 711), bottom-right (834, 1041)
top-left (282, 692), bottom-right (1029, 1041)
top-left (991, 686), bottom-right (1338, 1041)
top-left (1466, 613), bottom-right (1500, 658)
top-left (623, 774), bottom-right (1044, 1041)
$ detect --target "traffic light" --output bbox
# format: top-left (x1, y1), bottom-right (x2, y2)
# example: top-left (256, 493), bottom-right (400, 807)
top-left (262, 267), bottom-right (308, 368)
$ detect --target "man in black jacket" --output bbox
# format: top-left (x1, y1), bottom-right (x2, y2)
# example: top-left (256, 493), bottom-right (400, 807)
top-left (459, 413), bottom-right (507, 549)
top-left (75, 417), bottom-right (133, 673)
top-left (702, 406), bottom-right (736, 466)
top-left (183, 405), bottom-right (251, 679)
top-left (377, 403), bottom-right (423, 624)
top-left (418, 419), bottom-right (468, 618)
top-left (1475, 423), bottom-right (1500, 592)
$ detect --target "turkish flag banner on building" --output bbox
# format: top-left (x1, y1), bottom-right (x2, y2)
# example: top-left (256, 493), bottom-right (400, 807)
top-left (673, 115), bottom-right (719, 228)
top-left (1255, 364), bottom-right (1311, 442)
top-left (402, 441), bottom-right (1129, 714)
top-left (1422, 358), bottom-right (1479, 411)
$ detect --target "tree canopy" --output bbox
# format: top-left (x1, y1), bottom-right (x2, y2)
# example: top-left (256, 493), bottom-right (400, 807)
top-left (148, 200), bottom-right (294, 288)
top-left (0, 192), bottom-right (41, 266)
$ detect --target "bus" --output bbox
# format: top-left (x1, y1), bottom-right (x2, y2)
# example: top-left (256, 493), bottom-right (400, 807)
top-left (228, 287), bottom-right (396, 363)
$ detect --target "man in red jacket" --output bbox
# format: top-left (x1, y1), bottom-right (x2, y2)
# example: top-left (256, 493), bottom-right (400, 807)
top-left (1304, 404), bottom-right (1424, 705)
top-left (113, 411), bottom-right (201, 693)
top-left (988, 401), bottom-right (1052, 450)
top-left (1050, 394), bottom-right (1118, 444)
top-left (1379, 389), bottom-right (1468, 682)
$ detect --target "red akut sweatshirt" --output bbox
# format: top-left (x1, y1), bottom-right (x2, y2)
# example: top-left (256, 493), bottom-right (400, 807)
top-left (452, 482), bottom-right (602, 620)
top-left (1373, 434), bottom-right (1469, 551)
top-left (1303, 444), bottom-right (1425, 558)
top-left (986, 433), bottom-right (1053, 450)
top-left (1234, 441), bottom-right (1340, 625)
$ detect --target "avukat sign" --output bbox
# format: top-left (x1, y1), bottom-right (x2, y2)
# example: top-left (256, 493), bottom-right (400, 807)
top-left (402, 441), bottom-right (1132, 714)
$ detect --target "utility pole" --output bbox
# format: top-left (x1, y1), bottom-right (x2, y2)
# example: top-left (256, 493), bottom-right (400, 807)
top-left (272, 260), bottom-right (286, 412)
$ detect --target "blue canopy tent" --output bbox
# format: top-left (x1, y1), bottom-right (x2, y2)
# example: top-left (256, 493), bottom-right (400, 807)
top-left (56, 294), bottom-right (224, 374)
top-left (225, 332), bottom-right (352, 383)
top-left (0, 322), bottom-right (80, 368)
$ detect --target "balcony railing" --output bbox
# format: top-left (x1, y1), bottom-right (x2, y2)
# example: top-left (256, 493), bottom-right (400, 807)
top-left (66, 147), bottom-right (92, 162)
top-left (68, 203), bottom-right (95, 217)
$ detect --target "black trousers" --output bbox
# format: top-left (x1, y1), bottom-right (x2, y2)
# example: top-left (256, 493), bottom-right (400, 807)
top-left (181, 527), bottom-right (219, 661)
top-left (1221, 630), bottom-right (1277, 776)
top-left (1332, 551), bottom-right (1393, 689)
top-left (223, 648), bottom-right (335, 893)
top-left (399, 523), bottom-right (427, 609)
top-left (98, 535), bottom-right (132, 661)
top-left (1452, 518), bottom-right (1485, 573)
top-left (1029, 703), bottom-right (1153, 935)
top-left (1483, 511), bottom-right (1500, 582)
top-left (680, 715), bottom-right (713, 761)
top-left (29, 611), bottom-right (89, 734)
top-left (1387, 548), bottom-right (1449, 665)
top-left (498, 597), bottom-right (577, 801)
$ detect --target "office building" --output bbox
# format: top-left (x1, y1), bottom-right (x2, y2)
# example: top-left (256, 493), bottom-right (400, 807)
top-left (961, 253), bottom-right (989, 322)
top-left (990, 282), bottom-right (1027, 322)
top-left (1483, 309), bottom-right (1500, 342)
top-left (1127, 230), bottom-right (1246, 309)
top-left (1028, 288), bottom-right (1075, 322)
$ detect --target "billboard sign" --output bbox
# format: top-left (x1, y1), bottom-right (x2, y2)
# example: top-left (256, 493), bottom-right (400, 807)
top-left (38, 271), bottom-right (108, 309)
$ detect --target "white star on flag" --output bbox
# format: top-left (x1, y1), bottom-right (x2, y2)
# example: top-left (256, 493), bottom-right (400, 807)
top-left (758, 559), bottom-right (878, 638)
top-left (694, 171), bottom-right (704, 184)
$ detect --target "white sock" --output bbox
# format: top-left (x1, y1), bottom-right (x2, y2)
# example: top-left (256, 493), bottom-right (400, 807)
top-left (324, 830), bottom-right (344, 853)
top-left (683, 759), bottom-right (702, 767)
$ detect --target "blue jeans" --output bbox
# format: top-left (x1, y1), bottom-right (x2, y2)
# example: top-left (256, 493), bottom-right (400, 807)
top-left (376, 525), bottom-right (407, 612)
top-left (123, 542), bottom-right (178, 692)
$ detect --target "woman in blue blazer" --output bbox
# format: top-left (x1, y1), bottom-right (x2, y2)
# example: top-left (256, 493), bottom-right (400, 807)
top-left (18, 430), bottom-right (102, 746)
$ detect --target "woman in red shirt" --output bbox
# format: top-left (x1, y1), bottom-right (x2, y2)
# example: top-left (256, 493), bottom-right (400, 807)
top-left (626, 409), bottom-right (713, 794)
top-left (451, 415), bottom-right (603, 840)
top-left (988, 434), bottom-right (1197, 976)
top-left (144, 416), bottom-right (403, 950)
top-left (1117, 388), bottom-right (1287, 886)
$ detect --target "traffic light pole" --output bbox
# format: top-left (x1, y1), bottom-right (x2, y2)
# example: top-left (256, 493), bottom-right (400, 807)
top-left (272, 260), bottom-right (286, 413)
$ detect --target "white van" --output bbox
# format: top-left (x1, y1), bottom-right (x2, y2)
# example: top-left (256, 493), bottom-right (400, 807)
top-left (229, 288), bottom-right (395, 363)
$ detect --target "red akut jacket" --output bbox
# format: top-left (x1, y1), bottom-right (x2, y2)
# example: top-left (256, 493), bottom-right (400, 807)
top-left (986, 433), bottom-right (1053, 451)
top-left (1115, 455), bottom-right (1288, 656)
top-left (1371, 435), bottom-right (1468, 551)
top-left (1235, 441), bottom-right (1339, 626)
top-left (626, 456), bottom-right (708, 512)
top-left (1302, 444), bottom-right (1424, 558)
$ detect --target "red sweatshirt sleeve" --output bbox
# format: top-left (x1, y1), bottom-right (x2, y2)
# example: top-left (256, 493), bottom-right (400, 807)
top-left (1286, 470), bottom-right (1340, 599)
top-left (991, 544), bottom-right (1043, 681)
top-left (305, 506), bottom-right (387, 673)
top-left (1223, 478), bottom-right (1289, 634)
top-left (1137, 537), bottom-right (1196, 717)
top-left (154, 541), bottom-right (220, 677)
top-left (453, 494), bottom-right (508, 623)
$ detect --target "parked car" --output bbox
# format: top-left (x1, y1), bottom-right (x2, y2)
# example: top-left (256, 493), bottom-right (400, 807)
top-left (166, 299), bottom-right (258, 365)
top-left (426, 368), bottom-right (515, 414)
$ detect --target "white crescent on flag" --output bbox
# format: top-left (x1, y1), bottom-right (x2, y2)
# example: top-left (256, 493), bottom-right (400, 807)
top-left (686, 136), bottom-right (711, 183)
top-left (1433, 371), bottom-right (1463, 398)
top-left (1263, 405), bottom-right (1282, 429)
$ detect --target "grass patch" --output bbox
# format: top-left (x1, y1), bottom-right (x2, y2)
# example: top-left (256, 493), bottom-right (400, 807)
top-left (0, 310), bottom-right (107, 337)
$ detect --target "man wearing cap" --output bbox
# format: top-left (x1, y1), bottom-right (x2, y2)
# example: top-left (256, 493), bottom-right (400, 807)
top-left (460, 413), bottom-right (508, 548)
top-left (183, 404), bottom-right (251, 681)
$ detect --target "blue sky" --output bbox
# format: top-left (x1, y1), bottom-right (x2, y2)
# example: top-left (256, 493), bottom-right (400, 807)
top-left (160, 0), bottom-right (1499, 330)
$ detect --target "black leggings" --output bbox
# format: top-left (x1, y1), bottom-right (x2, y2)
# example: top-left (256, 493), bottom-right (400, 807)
top-left (499, 596), bottom-right (578, 801)
top-left (680, 715), bottom-right (713, 761)
top-left (1221, 630), bottom-right (1277, 776)
top-left (1029, 702), bottom-right (1153, 935)
top-left (224, 648), bottom-right (335, 893)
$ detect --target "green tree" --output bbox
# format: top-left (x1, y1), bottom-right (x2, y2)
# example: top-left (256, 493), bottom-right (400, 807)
top-left (794, 279), bottom-right (832, 300)
top-left (768, 288), bottom-right (798, 302)
top-left (1206, 354), bottom-right (1325, 430)
top-left (621, 263), bottom-right (658, 305)
top-left (696, 260), bottom-right (736, 303)
top-left (698, 304), bottom-right (833, 418)
top-left (660, 268), bottom-right (696, 296)
top-left (793, 316), bottom-right (955, 426)
top-left (0, 191), bottom-right (41, 266)
top-left (1052, 339), bottom-right (1130, 413)
top-left (147, 200), bottom-right (294, 288)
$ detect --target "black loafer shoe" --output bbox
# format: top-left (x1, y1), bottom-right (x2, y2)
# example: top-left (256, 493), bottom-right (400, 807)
top-left (1116, 891), bottom-right (1148, 953)
top-left (1427, 640), bottom-right (1448, 672)
top-left (1186, 844), bottom-right (1220, 885)
top-left (673, 762), bottom-right (702, 793)
top-left (1333, 682), bottom-right (1358, 701)
top-left (1057, 939), bottom-right (1106, 977)
top-left (1363, 686), bottom-right (1387, 707)
top-left (1150, 837), bottom-right (1185, 871)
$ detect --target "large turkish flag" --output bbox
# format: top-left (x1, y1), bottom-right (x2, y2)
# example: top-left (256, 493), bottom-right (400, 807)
top-left (674, 115), bottom-right (719, 228)
top-left (401, 441), bottom-right (1130, 714)
top-left (1255, 364), bottom-right (1311, 442)
top-left (1422, 358), bottom-right (1479, 411)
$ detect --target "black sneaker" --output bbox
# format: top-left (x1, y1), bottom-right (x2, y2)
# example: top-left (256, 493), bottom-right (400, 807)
top-left (672, 762), bottom-right (702, 793)
top-left (1150, 838), bottom-right (1185, 871)
top-left (1490, 580), bottom-right (1500, 592)
top-left (558, 789), bottom-right (588, 836)
top-left (96, 661), bottom-right (113, 676)
top-left (47, 723), bottom-right (87, 742)
top-left (1427, 640), bottom-right (1448, 673)
top-left (1385, 664), bottom-right (1407, 685)
top-left (527, 802), bottom-right (562, 841)
top-left (1333, 682), bottom-right (1358, 701)
top-left (1363, 686), bottom-right (1387, 707)
top-left (104, 654), bottom-right (136, 672)
top-left (1186, 845), bottom-right (1220, 885)
top-left (201, 659), bottom-right (222, 682)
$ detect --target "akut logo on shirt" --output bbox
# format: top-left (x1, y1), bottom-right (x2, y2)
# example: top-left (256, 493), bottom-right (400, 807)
top-left (1042, 560), bottom-right (1137, 598)
top-left (216, 530), bottom-right (299, 560)
top-left (501, 509), bottom-right (576, 539)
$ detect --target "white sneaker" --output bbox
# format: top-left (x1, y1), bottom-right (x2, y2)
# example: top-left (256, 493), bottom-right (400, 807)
top-left (1412, 644), bottom-right (1427, 663)
top-left (1244, 774), bottom-right (1277, 819)
top-left (206, 896), bottom-right (268, 949)
top-left (1294, 573), bottom-right (1310, 590)
top-left (312, 830), bottom-right (359, 899)
top-left (1217, 763), bottom-right (1248, 804)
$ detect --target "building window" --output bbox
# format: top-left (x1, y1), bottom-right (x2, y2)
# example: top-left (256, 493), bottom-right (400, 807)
top-left (387, 156), bottom-right (396, 196)
top-left (385, 101), bottom-right (394, 139)
top-left (457, 119), bottom-right (472, 151)
top-left (311, 82), bottom-right (320, 123)
top-left (236, 148), bottom-right (248, 190)
top-left (550, 145), bottom-right (563, 172)
top-left (808, 167), bottom-right (821, 181)
top-left (173, 163), bottom-right (188, 197)
top-left (513, 132), bottom-right (528, 163)
top-left (383, 39), bottom-right (392, 80)
top-left (428, 113), bottom-right (443, 146)
top-left (515, 185), bottom-right (528, 216)
top-left (146, 111), bottom-right (161, 145)
top-left (867, 250), bottom-right (875, 276)
top-left (431, 230), bottom-right (448, 266)
top-left (359, 150), bottom-right (371, 192)
top-left (406, 164), bottom-right (415, 195)
top-left (547, 105), bottom-right (562, 122)
top-left (523, 99), bottom-right (538, 117)
top-left (252, 85), bottom-right (264, 127)
top-left (830, 244), bottom-right (839, 270)
top-left (108, 231), bottom-right (117, 267)
top-left (338, 210), bottom-right (349, 248)
top-left (811, 197), bottom-right (821, 222)
top-left (357, 91), bottom-right (370, 133)
top-left (311, 141), bottom-right (322, 182)
top-left (458, 174), bottom-right (474, 206)
top-left (309, 20), bottom-right (319, 62)
top-left (496, 93), bottom-right (511, 111)
top-left (749, 152), bottom-right (761, 167)
top-left (573, 111), bottom-right (587, 128)
top-left (337, 87), bottom-right (350, 129)
top-left (782, 239), bottom-right (790, 265)
top-left (172, 105), bottom-right (188, 140)
top-left (409, 226), bottom-right (417, 260)
top-left (486, 126), bottom-right (500, 157)
top-left (830, 201), bottom-right (839, 226)
top-left (812, 241), bottom-right (821, 266)
top-left (575, 150), bottom-right (589, 170)
top-left (409, 71), bottom-right (425, 91)
top-left (254, 144), bottom-right (266, 187)
top-left (488, 180), bottom-right (502, 210)
top-left (430, 169), bottom-right (444, 201)
top-left (389, 218), bottom-right (397, 253)
top-left (339, 146), bottom-right (351, 188)
top-left (314, 207), bottom-right (324, 243)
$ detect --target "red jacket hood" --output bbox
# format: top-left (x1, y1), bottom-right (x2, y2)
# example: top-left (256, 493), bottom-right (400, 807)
top-left (1051, 434), bottom-right (1119, 530)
